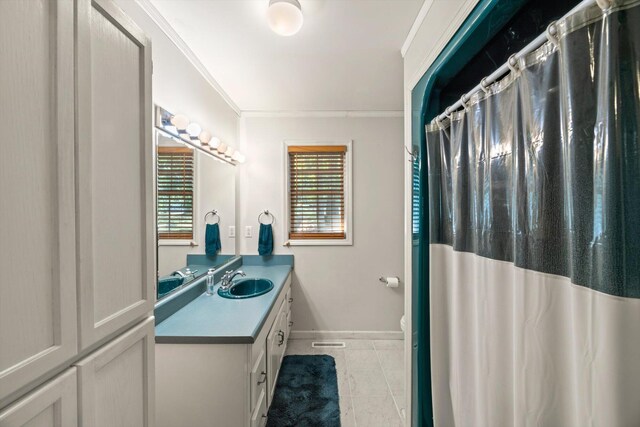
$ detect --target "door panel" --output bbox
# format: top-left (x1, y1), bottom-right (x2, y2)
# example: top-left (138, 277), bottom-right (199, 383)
top-left (0, 368), bottom-right (77, 427)
top-left (76, 318), bottom-right (154, 427)
top-left (76, 0), bottom-right (154, 350)
top-left (0, 0), bottom-right (77, 404)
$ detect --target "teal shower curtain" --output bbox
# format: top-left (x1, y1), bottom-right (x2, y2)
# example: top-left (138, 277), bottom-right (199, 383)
top-left (427, 1), bottom-right (640, 425)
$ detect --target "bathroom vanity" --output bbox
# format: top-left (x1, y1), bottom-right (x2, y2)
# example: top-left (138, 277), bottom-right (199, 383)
top-left (154, 256), bottom-right (293, 427)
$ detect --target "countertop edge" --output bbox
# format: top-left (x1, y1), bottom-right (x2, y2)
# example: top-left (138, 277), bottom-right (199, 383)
top-left (154, 265), bottom-right (292, 345)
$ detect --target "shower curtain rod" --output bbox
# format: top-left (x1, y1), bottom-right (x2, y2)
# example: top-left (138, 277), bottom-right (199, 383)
top-left (434, 0), bottom-right (604, 124)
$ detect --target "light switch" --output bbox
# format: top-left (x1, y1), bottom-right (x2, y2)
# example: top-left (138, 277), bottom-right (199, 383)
top-left (228, 226), bottom-right (235, 238)
top-left (245, 226), bottom-right (253, 238)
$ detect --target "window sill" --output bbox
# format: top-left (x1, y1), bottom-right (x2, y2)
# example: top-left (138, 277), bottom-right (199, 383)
top-left (284, 238), bottom-right (353, 247)
top-left (158, 240), bottom-right (198, 247)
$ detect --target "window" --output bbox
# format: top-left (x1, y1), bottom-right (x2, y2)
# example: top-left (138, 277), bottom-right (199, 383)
top-left (285, 142), bottom-right (352, 245)
top-left (157, 146), bottom-right (194, 240)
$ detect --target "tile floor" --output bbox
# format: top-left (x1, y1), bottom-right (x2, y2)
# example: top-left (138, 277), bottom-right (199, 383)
top-left (284, 339), bottom-right (405, 427)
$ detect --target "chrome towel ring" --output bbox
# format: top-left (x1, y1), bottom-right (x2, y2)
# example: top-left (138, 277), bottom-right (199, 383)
top-left (205, 210), bottom-right (220, 224)
top-left (258, 210), bottom-right (275, 225)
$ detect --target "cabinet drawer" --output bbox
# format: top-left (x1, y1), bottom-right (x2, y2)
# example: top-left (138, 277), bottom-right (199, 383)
top-left (250, 348), bottom-right (267, 414)
top-left (250, 389), bottom-right (268, 427)
top-left (285, 287), bottom-right (292, 314)
top-left (286, 311), bottom-right (292, 342)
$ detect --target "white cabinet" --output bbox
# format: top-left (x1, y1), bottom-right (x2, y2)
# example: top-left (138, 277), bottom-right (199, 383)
top-left (0, 0), bottom-right (78, 405)
top-left (0, 369), bottom-right (77, 427)
top-left (76, 0), bottom-right (154, 351)
top-left (0, 0), bottom-right (154, 421)
top-left (266, 302), bottom-right (288, 404)
top-left (155, 272), bottom-right (292, 427)
top-left (75, 318), bottom-right (154, 427)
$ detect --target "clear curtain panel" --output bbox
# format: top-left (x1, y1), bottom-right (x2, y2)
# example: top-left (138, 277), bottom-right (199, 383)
top-left (515, 44), bottom-right (568, 276)
top-left (450, 111), bottom-right (473, 252)
top-left (559, 1), bottom-right (640, 297)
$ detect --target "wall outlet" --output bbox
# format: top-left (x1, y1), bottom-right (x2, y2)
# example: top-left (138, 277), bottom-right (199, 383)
top-left (228, 226), bottom-right (235, 238)
top-left (245, 226), bottom-right (253, 238)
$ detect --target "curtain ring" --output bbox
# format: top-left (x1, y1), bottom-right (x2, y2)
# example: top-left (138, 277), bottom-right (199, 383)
top-left (508, 54), bottom-right (519, 74)
top-left (596, 0), bottom-right (613, 10)
top-left (480, 78), bottom-right (491, 94)
top-left (460, 94), bottom-right (469, 110)
top-left (546, 21), bottom-right (559, 47)
top-left (435, 116), bottom-right (446, 130)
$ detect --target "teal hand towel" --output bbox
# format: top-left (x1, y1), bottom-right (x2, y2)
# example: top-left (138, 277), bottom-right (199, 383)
top-left (258, 223), bottom-right (273, 256)
top-left (205, 223), bottom-right (222, 255)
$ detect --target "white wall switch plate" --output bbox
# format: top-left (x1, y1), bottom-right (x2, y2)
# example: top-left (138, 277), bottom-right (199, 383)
top-left (245, 226), bottom-right (253, 238)
top-left (228, 226), bottom-right (235, 238)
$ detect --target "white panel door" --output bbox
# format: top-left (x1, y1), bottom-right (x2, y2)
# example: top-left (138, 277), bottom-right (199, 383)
top-left (0, 368), bottom-right (77, 427)
top-left (0, 0), bottom-right (78, 405)
top-left (76, 318), bottom-right (154, 427)
top-left (76, 0), bottom-right (154, 350)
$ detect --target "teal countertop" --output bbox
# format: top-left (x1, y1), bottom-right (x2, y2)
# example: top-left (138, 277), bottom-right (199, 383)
top-left (155, 264), bottom-right (292, 344)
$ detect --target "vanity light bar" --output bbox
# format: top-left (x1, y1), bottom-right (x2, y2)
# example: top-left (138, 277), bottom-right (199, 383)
top-left (154, 105), bottom-right (246, 166)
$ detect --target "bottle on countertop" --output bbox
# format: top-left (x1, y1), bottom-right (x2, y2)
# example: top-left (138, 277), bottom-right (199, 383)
top-left (206, 268), bottom-right (215, 296)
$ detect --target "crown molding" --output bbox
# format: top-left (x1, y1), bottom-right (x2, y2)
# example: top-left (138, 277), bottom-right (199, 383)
top-left (240, 110), bottom-right (404, 118)
top-left (401, 0), bottom-right (435, 58)
top-left (135, 0), bottom-right (241, 116)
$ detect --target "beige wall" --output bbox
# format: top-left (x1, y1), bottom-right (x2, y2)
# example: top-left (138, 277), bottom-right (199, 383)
top-left (403, 0), bottom-right (478, 89)
top-left (239, 116), bottom-right (404, 332)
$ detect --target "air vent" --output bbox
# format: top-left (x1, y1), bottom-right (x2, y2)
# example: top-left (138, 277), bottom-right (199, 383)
top-left (311, 342), bottom-right (345, 348)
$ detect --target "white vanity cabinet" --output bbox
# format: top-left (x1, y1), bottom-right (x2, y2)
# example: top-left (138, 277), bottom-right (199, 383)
top-left (156, 272), bottom-right (293, 427)
top-left (0, 0), bottom-right (154, 422)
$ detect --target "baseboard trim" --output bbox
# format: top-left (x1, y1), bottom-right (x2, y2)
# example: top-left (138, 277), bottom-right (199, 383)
top-left (289, 330), bottom-right (403, 340)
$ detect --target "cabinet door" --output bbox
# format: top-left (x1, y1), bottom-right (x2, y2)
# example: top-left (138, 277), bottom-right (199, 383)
top-left (0, 368), bottom-right (77, 427)
top-left (266, 302), bottom-right (287, 403)
top-left (0, 0), bottom-right (78, 404)
top-left (75, 318), bottom-right (154, 427)
top-left (75, 0), bottom-right (154, 350)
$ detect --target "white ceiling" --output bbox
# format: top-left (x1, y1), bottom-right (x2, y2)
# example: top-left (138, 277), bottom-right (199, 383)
top-left (147, 0), bottom-right (423, 112)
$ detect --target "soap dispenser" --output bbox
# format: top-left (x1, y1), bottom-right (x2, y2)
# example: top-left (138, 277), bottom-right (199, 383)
top-left (206, 268), bottom-right (215, 295)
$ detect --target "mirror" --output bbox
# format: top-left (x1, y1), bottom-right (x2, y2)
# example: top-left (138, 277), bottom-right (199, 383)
top-left (155, 130), bottom-right (237, 300)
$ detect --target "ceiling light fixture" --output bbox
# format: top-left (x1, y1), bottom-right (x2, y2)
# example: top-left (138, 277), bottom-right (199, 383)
top-left (267, 0), bottom-right (303, 37)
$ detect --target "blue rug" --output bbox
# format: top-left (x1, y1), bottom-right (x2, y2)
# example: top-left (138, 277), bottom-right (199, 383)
top-left (266, 355), bottom-right (341, 427)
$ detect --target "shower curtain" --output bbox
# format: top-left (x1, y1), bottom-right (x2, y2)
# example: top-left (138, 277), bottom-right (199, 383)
top-left (426, 1), bottom-right (640, 426)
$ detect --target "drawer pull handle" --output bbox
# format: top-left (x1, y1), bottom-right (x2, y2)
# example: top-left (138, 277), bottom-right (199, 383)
top-left (257, 371), bottom-right (267, 384)
top-left (278, 330), bottom-right (285, 346)
top-left (262, 414), bottom-right (268, 418)
top-left (288, 298), bottom-right (293, 303)
top-left (289, 321), bottom-right (294, 327)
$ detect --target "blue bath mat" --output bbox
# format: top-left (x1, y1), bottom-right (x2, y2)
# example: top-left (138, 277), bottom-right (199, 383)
top-left (266, 355), bottom-right (340, 427)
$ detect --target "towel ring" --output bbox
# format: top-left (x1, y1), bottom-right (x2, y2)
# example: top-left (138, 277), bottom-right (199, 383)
top-left (258, 210), bottom-right (275, 225)
top-left (205, 210), bottom-right (220, 224)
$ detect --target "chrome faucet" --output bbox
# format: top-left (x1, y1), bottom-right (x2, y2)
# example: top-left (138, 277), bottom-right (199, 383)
top-left (220, 270), bottom-right (246, 290)
top-left (171, 270), bottom-right (187, 279)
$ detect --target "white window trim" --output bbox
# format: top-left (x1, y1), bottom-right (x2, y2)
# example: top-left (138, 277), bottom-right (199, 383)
top-left (157, 132), bottom-right (199, 247)
top-left (283, 140), bottom-right (353, 246)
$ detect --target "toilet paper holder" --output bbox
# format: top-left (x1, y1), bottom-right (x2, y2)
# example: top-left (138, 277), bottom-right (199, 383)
top-left (378, 276), bottom-right (399, 285)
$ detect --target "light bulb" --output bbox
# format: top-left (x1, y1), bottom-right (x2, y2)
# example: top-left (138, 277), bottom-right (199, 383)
top-left (210, 137), bottom-right (221, 149)
top-left (198, 130), bottom-right (212, 144)
top-left (233, 152), bottom-right (246, 164)
top-left (225, 146), bottom-right (235, 157)
top-left (267, 0), bottom-right (303, 36)
top-left (170, 114), bottom-right (189, 130)
top-left (217, 142), bottom-right (227, 153)
top-left (186, 122), bottom-right (202, 137)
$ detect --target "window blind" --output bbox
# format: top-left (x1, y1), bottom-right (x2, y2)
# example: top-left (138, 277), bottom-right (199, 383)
top-left (157, 146), bottom-right (194, 240)
top-left (288, 145), bottom-right (347, 239)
